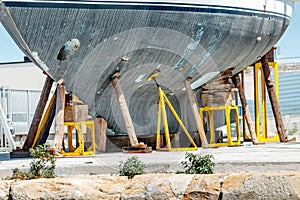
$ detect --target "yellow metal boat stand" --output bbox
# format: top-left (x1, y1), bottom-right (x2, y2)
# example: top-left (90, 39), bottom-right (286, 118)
top-left (200, 105), bottom-right (241, 147)
top-left (254, 62), bottom-right (280, 142)
top-left (61, 120), bottom-right (96, 156)
top-left (147, 70), bottom-right (198, 151)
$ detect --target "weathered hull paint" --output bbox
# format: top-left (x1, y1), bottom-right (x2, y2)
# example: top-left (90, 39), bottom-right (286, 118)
top-left (0, 0), bottom-right (294, 134)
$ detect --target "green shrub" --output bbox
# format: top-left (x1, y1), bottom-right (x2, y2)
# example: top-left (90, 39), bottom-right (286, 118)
top-left (119, 156), bottom-right (145, 179)
top-left (181, 152), bottom-right (214, 174)
top-left (11, 168), bottom-right (30, 180)
top-left (288, 128), bottom-right (298, 136)
top-left (12, 144), bottom-right (56, 180)
top-left (29, 144), bottom-right (56, 178)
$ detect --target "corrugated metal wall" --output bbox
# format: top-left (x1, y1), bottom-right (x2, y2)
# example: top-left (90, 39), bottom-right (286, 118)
top-left (246, 70), bottom-right (300, 133)
top-left (247, 71), bottom-right (300, 116)
top-left (278, 71), bottom-right (300, 115)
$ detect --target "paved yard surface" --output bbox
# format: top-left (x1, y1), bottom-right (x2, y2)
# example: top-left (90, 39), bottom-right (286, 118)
top-left (0, 142), bottom-right (300, 178)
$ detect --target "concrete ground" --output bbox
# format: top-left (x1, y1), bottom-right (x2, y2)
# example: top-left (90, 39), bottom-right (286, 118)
top-left (0, 142), bottom-right (300, 178)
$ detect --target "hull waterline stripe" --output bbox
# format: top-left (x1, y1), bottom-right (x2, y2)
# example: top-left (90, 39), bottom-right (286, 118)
top-left (2, 1), bottom-right (291, 20)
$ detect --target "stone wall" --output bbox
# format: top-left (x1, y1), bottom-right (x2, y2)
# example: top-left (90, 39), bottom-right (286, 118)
top-left (1, 173), bottom-right (300, 200)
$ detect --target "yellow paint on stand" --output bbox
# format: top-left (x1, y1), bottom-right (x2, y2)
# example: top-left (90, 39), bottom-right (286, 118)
top-left (254, 62), bottom-right (279, 142)
top-left (200, 105), bottom-right (241, 147)
top-left (61, 120), bottom-right (96, 156)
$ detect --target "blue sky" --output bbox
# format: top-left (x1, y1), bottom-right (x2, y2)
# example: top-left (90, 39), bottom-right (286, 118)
top-left (0, 3), bottom-right (299, 63)
top-left (276, 2), bottom-right (300, 61)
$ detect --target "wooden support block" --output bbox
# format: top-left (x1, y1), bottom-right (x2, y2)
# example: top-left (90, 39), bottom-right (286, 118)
top-left (122, 146), bottom-right (152, 153)
top-left (64, 105), bottom-right (88, 122)
top-left (202, 83), bottom-right (234, 90)
top-left (158, 133), bottom-right (180, 149)
top-left (206, 69), bottom-right (233, 83)
top-left (201, 69), bottom-right (237, 107)
top-left (202, 91), bottom-right (236, 107)
top-left (65, 93), bottom-right (85, 105)
top-left (132, 142), bottom-right (147, 148)
top-left (53, 84), bottom-right (66, 154)
top-left (94, 118), bottom-right (107, 152)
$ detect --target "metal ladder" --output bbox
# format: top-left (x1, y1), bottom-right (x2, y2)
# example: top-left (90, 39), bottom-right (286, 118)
top-left (0, 102), bottom-right (16, 152)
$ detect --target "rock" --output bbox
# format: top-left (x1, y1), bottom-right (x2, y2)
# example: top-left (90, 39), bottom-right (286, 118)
top-left (222, 173), bottom-right (300, 200)
top-left (10, 175), bottom-right (128, 200)
top-left (2, 173), bottom-right (300, 199)
top-left (0, 180), bottom-right (13, 200)
top-left (119, 174), bottom-right (194, 199)
top-left (144, 191), bottom-right (169, 200)
top-left (164, 174), bottom-right (194, 197)
top-left (289, 173), bottom-right (300, 198)
top-left (183, 174), bottom-right (225, 200)
top-left (121, 174), bottom-right (173, 199)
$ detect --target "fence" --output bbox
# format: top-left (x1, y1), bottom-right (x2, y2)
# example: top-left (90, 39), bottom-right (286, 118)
top-left (0, 87), bottom-right (43, 134)
top-left (0, 87), bottom-right (55, 149)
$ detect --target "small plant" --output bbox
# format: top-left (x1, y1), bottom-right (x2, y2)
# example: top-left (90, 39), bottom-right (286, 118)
top-left (29, 144), bottom-right (56, 178)
top-left (12, 144), bottom-right (56, 180)
top-left (288, 127), bottom-right (298, 136)
top-left (181, 152), bottom-right (214, 174)
top-left (119, 156), bottom-right (145, 179)
top-left (11, 168), bottom-right (30, 180)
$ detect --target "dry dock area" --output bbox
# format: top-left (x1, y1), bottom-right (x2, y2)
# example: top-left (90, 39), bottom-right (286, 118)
top-left (0, 142), bottom-right (300, 178)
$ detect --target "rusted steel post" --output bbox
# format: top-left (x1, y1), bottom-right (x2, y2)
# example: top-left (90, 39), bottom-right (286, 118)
top-left (111, 77), bottom-right (139, 147)
top-left (184, 78), bottom-right (208, 148)
top-left (233, 74), bottom-right (259, 144)
top-left (260, 55), bottom-right (288, 142)
top-left (52, 84), bottom-right (66, 153)
top-left (22, 75), bottom-right (53, 151)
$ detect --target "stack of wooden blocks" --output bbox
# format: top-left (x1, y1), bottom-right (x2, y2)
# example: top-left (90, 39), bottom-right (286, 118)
top-left (201, 69), bottom-right (237, 107)
top-left (64, 93), bottom-right (88, 122)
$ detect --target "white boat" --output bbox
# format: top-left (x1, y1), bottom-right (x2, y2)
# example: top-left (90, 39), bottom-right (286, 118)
top-left (0, 0), bottom-right (294, 134)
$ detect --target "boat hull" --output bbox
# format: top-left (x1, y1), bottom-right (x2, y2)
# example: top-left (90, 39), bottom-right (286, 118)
top-left (0, 0), bottom-right (294, 134)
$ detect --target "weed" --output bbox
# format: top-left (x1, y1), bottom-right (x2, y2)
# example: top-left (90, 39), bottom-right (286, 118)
top-left (119, 156), bottom-right (145, 179)
top-left (181, 152), bottom-right (214, 174)
top-left (11, 144), bottom-right (56, 179)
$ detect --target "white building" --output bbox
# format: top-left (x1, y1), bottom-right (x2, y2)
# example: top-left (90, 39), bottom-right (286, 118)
top-left (0, 59), bottom-right (45, 90)
top-left (0, 60), bottom-right (47, 145)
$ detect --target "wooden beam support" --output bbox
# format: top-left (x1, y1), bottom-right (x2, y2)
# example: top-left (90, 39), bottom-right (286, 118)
top-left (94, 117), bottom-right (107, 152)
top-left (184, 79), bottom-right (208, 148)
top-left (52, 84), bottom-right (66, 153)
top-left (23, 75), bottom-right (53, 151)
top-left (37, 95), bottom-right (57, 146)
top-left (233, 74), bottom-right (259, 144)
top-left (111, 77), bottom-right (139, 147)
top-left (260, 55), bottom-right (288, 142)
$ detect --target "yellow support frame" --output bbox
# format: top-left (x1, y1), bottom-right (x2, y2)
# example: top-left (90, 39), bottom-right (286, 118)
top-left (156, 87), bottom-right (198, 151)
top-left (32, 93), bottom-right (56, 148)
top-left (241, 70), bottom-right (252, 141)
top-left (200, 105), bottom-right (241, 147)
top-left (254, 62), bottom-right (279, 142)
top-left (61, 120), bottom-right (96, 156)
